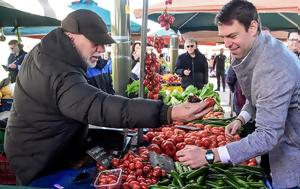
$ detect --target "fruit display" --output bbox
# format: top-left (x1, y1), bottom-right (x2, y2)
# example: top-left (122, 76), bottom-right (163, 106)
top-left (147, 36), bottom-right (165, 54)
top-left (161, 74), bottom-right (181, 85)
top-left (0, 85), bottom-right (13, 99)
top-left (109, 150), bottom-right (167, 189)
top-left (143, 53), bottom-right (162, 100)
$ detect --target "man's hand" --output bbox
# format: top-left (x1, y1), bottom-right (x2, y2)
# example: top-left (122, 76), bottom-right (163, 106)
top-left (225, 119), bottom-right (243, 140)
top-left (171, 101), bottom-right (213, 122)
top-left (176, 145), bottom-right (207, 168)
top-left (8, 63), bottom-right (16, 69)
top-left (183, 69), bottom-right (191, 76)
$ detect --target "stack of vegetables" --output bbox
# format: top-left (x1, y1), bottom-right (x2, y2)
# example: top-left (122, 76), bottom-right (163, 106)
top-left (150, 162), bottom-right (268, 189)
top-left (160, 84), bottom-right (223, 112)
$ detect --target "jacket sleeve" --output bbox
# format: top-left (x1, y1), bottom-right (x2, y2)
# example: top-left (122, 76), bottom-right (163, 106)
top-left (55, 72), bottom-right (170, 128)
top-left (226, 70), bottom-right (294, 164)
top-left (213, 56), bottom-right (217, 70)
top-left (203, 56), bottom-right (208, 84)
top-left (174, 56), bottom-right (184, 76)
top-left (226, 66), bottom-right (236, 93)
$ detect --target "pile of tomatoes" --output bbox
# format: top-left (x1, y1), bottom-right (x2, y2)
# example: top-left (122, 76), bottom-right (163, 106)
top-left (144, 123), bottom-right (241, 161)
top-left (95, 171), bottom-right (118, 186)
top-left (110, 150), bottom-right (166, 189)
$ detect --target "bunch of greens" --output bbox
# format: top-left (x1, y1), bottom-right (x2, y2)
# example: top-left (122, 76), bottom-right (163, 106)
top-left (161, 84), bottom-right (222, 111)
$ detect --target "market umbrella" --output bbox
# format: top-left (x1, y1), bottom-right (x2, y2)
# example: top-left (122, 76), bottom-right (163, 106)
top-left (69, 0), bottom-right (141, 33)
top-left (134, 0), bottom-right (300, 17)
top-left (134, 0), bottom-right (299, 34)
top-left (147, 12), bottom-right (300, 33)
top-left (0, 1), bottom-right (61, 27)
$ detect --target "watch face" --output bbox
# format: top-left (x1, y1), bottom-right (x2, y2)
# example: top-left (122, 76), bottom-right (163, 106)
top-left (206, 153), bottom-right (214, 161)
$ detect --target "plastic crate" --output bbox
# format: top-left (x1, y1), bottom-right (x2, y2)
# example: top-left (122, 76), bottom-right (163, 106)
top-left (0, 155), bottom-right (16, 185)
top-left (94, 168), bottom-right (122, 189)
top-left (0, 99), bottom-right (13, 112)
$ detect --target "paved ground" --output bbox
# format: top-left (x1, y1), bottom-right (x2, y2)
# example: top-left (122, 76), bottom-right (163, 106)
top-left (208, 76), bottom-right (234, 118)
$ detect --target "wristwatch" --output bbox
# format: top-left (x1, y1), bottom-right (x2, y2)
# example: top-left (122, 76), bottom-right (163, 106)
top-left (205, 149), bottom-right (215, 164)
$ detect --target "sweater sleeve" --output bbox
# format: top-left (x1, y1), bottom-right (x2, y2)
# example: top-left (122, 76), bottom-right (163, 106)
top-left (174, 56), bottom-right (184, 76)
top-left (226, 70), bottom-right (294, 164)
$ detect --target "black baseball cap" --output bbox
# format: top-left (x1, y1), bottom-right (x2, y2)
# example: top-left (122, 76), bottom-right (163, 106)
top-left (62, 9), bottom-right (116, 45)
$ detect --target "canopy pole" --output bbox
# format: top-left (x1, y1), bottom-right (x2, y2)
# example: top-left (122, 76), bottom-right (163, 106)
top-left (277, 13), bottom-right (300, 30)
top-left (137, 0), bottom-right (148, 145)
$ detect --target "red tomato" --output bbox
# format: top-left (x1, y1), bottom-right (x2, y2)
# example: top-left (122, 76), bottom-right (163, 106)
top-left (111, 158), bottom-right (120, 167)
top-left (165, 130), bottom-right (174, 138)
top-left (195, 140), bottom-right (202, 147)
top-left (148, 144), bottom-right (162, 154)
top-left (151, 136), bottom-right (163, 146)
top-left (135, 161), bottom-right (144, 169)
top-left (201, 137), bottom-right (211, 148)
top-left (146, 132), bottom-right (155, 141)
top-left (204, 97), bottom-right (216, 107)
top-left (174, 128), bottom-right (186, 135)
top-left (217, 135), bottom-right (226, 142)
top-left (176, 142), bottom-right (186, 150)
top-left (194, 123), bottom-right (204, 129)
top-left (172, 134), bottom-right (184, 144)
top-left (184, 138), bottom-right (195, 145)
top-left (142, 134), bottom-right (149, 142)
top-left (129, 162), bottom-right (136, 171)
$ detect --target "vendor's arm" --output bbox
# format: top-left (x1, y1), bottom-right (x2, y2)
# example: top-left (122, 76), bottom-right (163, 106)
top-left (55, 72), bottom-right (212, 129)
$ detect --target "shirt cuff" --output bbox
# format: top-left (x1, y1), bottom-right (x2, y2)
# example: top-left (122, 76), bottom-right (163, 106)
top-left (239, 111), bottom-right (251, 123)
top-left (217, 146), bottom-right (231, 163)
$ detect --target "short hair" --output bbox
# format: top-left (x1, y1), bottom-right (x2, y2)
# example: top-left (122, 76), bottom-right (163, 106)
top-left (184, 38), bottom-right (197, 46)
top-left (8, 40), bottom-right (19, 46)
top-left (131, 42), bottom-right (141, 61)
top-left (215, 0), bottom-right (261, 32)
top-left (262, 26), bottom-right (271, 32)
top-left (287, 30), bottom-right (300, 39)
top-left (8, 40), bottom-right (23, 50)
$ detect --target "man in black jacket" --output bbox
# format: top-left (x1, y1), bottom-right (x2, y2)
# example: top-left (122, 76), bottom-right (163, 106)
top-left (175, 39), bottom-right (208, 89)
top-left (4, 10), bottom-right (213, 185)
top-left (213, 48), bottom-right (227, 92)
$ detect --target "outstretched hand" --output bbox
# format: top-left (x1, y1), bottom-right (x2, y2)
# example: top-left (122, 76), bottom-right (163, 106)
top-left (171, 101), bottom-right (213, 122)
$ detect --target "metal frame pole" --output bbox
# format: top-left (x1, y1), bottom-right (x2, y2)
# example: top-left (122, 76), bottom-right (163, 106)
top-left (137, 0), bottom-right (148, 145)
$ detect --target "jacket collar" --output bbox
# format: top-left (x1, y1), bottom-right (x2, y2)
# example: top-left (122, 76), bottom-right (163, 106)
top-left (38, 28), bottom-right (87, 71)
top-left (231, 33), bottom-right (264, 100)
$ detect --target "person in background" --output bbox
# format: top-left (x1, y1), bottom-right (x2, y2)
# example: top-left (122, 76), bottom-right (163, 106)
top-left (208, 54), bottom-right (215, 76)
top-left (131, 42), bottom-right (141, 80)
top-left (158, 53), bottom-right (169, 75)
top-left (6, 40), bottom-right (27, 83)
top-left (213, 48), bottom-right (226, 92)
top-left (86, 51), bottom-right (115, 94)
top-left (287, 31), bottom-right (300, 59)
top-left (175, 39), bottom-right (208, 89)
top-left (4, 10), bottom-right (213, 185)
top-left (176, 1), bottom-right (300, 188)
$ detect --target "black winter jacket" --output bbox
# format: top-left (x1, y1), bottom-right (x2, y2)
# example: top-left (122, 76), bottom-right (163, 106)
top-left (4, 28), bottom-right (170, 185)
top-left (175, 50), bottom-right (208, 89)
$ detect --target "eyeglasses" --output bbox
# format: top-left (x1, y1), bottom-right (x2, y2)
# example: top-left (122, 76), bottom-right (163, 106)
top-left (186, 45), bottom-right (194, 48)
top-left (289, 39), bottom-right (300, 42)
